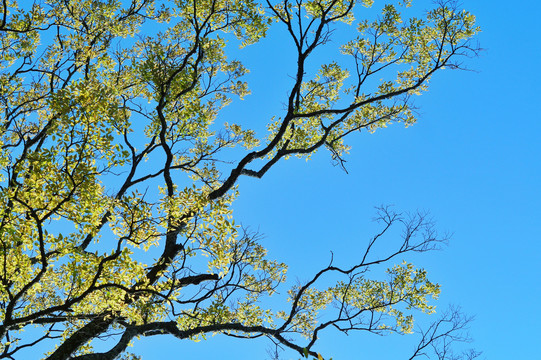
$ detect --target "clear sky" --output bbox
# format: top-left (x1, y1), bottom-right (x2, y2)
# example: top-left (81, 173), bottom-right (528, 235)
top-left (133, 1), bottom-right (541, 359)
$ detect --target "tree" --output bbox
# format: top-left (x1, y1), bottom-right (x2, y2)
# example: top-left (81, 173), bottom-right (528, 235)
top-left (0, 0), bottom-right (479, 359)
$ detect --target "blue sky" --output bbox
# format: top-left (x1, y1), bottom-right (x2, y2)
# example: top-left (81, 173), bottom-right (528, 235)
top-left (134, 1), bottom-right (541, 359)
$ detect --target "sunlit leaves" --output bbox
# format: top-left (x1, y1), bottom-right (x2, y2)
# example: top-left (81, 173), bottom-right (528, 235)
top-left (0, 0), bottom-right (477, 358)
top-left (281, 261), bottom-right (439, 338)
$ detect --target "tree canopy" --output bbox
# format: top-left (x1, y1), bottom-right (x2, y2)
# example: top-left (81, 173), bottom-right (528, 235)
top-left (0, 0), bottom-right (479, 359)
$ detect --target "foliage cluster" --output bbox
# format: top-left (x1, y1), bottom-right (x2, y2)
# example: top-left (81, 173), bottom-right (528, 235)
top-left (0, 0), bottom-right (478, 358)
